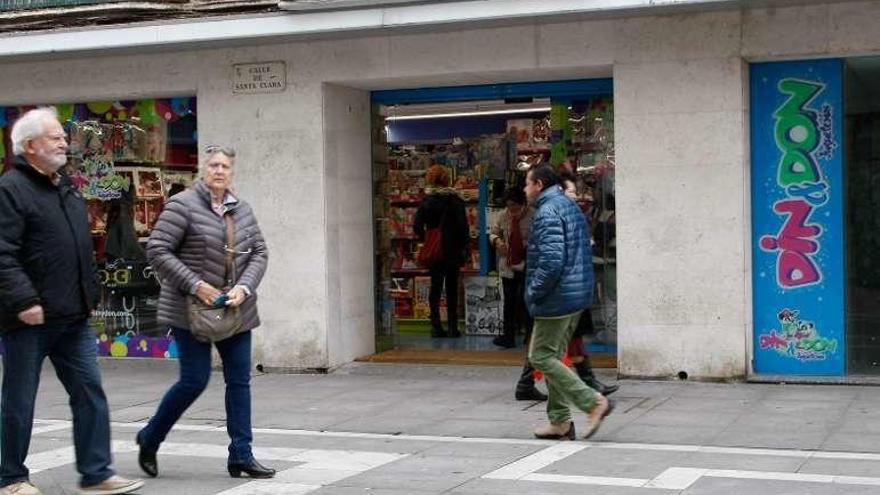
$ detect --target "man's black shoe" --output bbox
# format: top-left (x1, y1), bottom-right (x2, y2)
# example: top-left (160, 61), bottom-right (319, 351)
top-left (584, 378), bottom-right (619, 396)
top-left (515, 387), bottom-right (548, 401)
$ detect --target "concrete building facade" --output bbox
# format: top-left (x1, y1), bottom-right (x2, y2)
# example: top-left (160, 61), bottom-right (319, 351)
top-left (0, 0), bottom-right (877, 379)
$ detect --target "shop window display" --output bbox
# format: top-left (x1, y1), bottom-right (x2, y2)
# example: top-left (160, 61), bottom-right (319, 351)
top-left (0, 98), bottom-right (198, 359)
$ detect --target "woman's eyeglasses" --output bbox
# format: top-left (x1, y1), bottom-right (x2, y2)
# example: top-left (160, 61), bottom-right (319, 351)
top-left (204, 144), bottom-right (236, 157)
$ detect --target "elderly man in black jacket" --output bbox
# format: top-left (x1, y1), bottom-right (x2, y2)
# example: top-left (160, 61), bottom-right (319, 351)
top-left (0, 108), bottom-right (143, 495)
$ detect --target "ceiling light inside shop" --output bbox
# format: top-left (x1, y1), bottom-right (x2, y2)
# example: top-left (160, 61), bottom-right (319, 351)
top-left (385, 99), bottom-right (551, 121)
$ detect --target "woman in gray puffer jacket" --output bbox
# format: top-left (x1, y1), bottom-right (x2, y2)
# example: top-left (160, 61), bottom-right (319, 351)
top-left (136, 145), bottom-right (273, 480)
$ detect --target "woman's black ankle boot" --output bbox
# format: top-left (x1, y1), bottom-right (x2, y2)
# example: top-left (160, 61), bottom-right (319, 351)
top-left (136, 435), bottom-right (158, 478)
top-left (228, 458), bottom-right (276, 479)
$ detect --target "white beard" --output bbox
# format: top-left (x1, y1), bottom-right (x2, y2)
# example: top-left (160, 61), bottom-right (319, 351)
top-left (35, 149), bottom-right (67, 172)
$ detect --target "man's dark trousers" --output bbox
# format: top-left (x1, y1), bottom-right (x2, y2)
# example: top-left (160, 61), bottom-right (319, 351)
top-left (0, 319), bottom-right (113, 487)
top-left (501, 270), bottom-right (532, 345)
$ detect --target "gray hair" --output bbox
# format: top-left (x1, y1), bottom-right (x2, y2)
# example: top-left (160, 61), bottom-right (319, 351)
top-left (203, 144), bottom-right (236, 159)
top-left (11, 107), bottom-right (60, 155)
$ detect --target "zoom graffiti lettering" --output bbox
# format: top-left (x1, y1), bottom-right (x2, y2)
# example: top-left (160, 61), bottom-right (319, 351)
top-left (758, 79), bottom-right (836, 289)
top-left (759, 308), bottom-right (838, 361)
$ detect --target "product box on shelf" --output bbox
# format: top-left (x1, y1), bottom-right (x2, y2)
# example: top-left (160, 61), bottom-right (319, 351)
top-left (389, 207), bottom-right (417, 238)
top-left (390, 243), bottom-right (419, 271)
top-left (391, 277), bottom-right (414, 318)
top-left (387, 170), bottom-right (425, 202)
top-left (393, 298), bottom-right (413, 318)
top-left (465, 205), bottom-right (478, 238)
top-left (134, 198), bottom-right (163, 237)
top-left (413, 276), bottom-right (446, 320)
top-left (88, 201), bottom-right (107, 234)
top-left (468, 249), bottom-right (480, 272)
top-left (478, 136), bottom-right (508, 178)
top-left (507, 118), bottom-right (550, 151)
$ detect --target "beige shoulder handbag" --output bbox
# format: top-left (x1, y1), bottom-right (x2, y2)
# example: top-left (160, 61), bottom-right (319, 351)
top-left (187, 214), bottom-right (243, 342)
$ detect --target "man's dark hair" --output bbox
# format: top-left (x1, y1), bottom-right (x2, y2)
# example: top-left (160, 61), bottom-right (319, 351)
top-left (529, 164), bottom-right (559, 191)
top-left (558, 169), bottom-right (577, 188)
top-left (503, 186), bottom-right (526, 205)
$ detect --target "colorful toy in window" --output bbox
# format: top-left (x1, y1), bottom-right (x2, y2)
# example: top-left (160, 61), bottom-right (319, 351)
top-left (135, 170), bottom-right (163, 198)
top-left (507, 119), bottom-right (534, 150)
top-left (414, 276), bottom-right (446, 320)
top-left (454, 175), bottom-right (479, 200)
top-left (134, 198), bottom-right (163, 236)
top-left (479, 136), bottom-right (508, 179)
top-left (389, 207), bottom-right (416, 238)
top-left (464, 205), bottom-right (478, 238)
top-left (88, 201), bottom-right (107, 234)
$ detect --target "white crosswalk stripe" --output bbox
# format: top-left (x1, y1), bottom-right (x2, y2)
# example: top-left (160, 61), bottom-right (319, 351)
top-left (484, 444), bottom-right (880, 490)
top-left (26, 419), bottom-right (880, 494)
top-left (23, 433), bottom-right (406, 495)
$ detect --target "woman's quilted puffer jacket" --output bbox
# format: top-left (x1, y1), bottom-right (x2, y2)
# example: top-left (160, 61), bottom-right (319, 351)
top-left (147, 180), bottom-right (268, 331)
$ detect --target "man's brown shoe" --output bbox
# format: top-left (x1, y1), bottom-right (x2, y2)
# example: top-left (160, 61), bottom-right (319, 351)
top-left (534, 420), bottom-right (576, 440)
top-left (583, 395), bottom-right (615, 439)
top-left (0, 481), bottom-right (41, 495)
top-left (78, 476), bottom-right (144, 495)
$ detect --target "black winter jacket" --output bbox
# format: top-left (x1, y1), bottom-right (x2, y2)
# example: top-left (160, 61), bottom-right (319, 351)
top-left (0, 158), bottom-right (100, 331)
top-left (413, 188), bottom-right (470, 267)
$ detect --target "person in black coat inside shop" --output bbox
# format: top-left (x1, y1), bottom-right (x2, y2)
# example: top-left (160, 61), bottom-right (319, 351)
top-left (413, 164), bottom-right (470, 338)
top-left (0, 107), bottom-right (144, 495)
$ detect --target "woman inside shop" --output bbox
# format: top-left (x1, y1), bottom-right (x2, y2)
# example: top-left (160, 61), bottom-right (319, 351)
top-left (490, 187), bottom-right (533, 349)
top-left (414, 164), bottom-right (470, 338)
top-left (136, 144), bottom-right (274, 479)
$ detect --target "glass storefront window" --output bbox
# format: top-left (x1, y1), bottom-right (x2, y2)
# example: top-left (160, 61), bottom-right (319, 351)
top-left (0, 98), bottom-right (197, 358)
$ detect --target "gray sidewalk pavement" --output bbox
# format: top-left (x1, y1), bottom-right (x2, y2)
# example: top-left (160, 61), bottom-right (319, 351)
top-left (13, 359), bottom-right (880, 494)
top-left (42, 359), bottom-right (876, 453)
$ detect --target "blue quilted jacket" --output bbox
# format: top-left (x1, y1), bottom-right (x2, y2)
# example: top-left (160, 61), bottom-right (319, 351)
top-left (525, 186), bottom-right (593, 317)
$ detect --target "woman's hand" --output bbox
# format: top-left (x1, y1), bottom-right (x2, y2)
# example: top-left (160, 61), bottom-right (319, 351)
top-left (195, 281), bottom-right (223, 306)
top-left (226, 286), bottom-right (247, 307)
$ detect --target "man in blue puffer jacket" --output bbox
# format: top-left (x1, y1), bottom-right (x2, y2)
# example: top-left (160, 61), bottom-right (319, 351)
top-left (524, 164), bottom-right (612, 440)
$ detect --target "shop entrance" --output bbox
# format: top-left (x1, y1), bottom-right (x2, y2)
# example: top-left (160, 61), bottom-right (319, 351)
top-left (369, 79), bottom-right (617, 362)
top-left (844, 56), bottom-right (880, 375)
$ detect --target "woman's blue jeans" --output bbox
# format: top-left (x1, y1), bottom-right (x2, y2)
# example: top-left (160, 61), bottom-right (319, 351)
top-left (137, 327), bottom-right (254, 464)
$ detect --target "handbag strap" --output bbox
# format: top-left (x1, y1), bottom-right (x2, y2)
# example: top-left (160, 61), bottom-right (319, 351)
top-left (223, 213), bottom-right (236, 288)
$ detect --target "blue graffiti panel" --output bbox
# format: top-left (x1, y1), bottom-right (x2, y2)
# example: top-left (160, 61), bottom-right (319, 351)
top-left (750, 59), bottom-right (845, 375)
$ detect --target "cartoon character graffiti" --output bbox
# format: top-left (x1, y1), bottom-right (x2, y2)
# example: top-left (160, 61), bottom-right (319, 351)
top-left (759, 308), bottom-right (837, 361)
